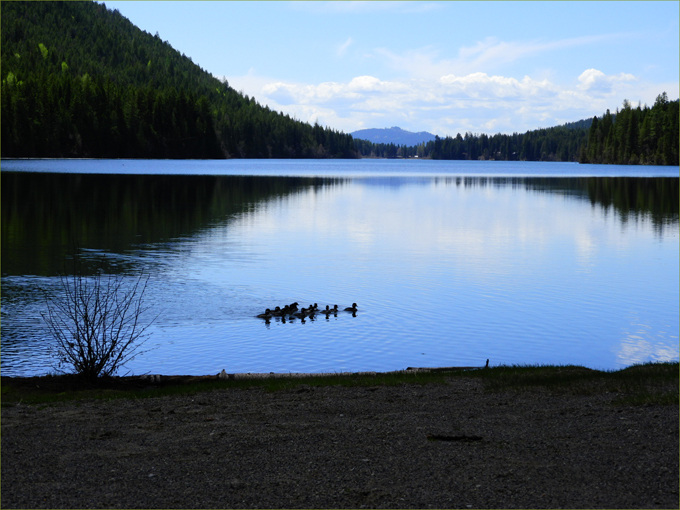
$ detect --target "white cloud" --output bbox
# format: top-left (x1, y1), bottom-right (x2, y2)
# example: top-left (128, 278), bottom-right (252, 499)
top-left (456, 34), bottom-right (628, 74)
top-left (373, 47), bottom-right (455, 80)
top-left (337, 37), bottom-right (353, 57)
top-left (260, 75), bottom-right (410, 108)
top-left (348, 75), bottom-right (409, 93)
top-left (226, 67), bottom-right (670, 136)
top-left (577, 68), bottom-right (637, 93)
top-left (374, 34), bottom-right (632, 80)
top-left (438, 72), bottom-right (558, 99)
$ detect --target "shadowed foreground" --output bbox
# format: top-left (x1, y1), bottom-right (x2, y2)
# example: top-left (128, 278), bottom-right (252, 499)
top-left (2, 374), bottom-right (677, 509)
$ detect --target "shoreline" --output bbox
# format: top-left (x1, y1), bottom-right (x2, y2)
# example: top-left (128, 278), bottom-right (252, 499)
top-left (1, 362), bottom-right (676, 404)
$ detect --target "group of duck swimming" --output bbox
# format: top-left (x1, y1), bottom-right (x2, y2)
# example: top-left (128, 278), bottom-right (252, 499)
top-left (256, 302), bottom-right (358, 321)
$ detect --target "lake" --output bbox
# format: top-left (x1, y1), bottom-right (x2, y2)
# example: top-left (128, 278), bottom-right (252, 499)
top-left (1, 159), bottom-right (678, 377)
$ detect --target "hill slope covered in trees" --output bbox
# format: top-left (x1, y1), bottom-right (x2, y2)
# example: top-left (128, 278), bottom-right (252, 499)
top-left (1, 1), bottom-right (357, 159)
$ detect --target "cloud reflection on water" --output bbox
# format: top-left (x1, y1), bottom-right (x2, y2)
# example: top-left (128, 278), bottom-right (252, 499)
top-left (2, 166), bottom-right (678, 375)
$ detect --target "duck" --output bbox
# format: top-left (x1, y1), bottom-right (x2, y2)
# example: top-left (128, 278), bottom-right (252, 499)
top-left (272, 305), bottom-right (291, 317)
top-left (305, 303), bottom-right (316, 315)
top-left (344, 303), bottom-right (358, 312)
top-left (256, 309), bottom-right (273, 319)
top-left (294, 305), bottom-right (313, 318)
top-left (320, 304), bottom-right (338, 316)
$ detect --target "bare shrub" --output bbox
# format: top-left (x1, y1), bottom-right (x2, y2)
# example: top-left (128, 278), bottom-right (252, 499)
top-left (41, 257), bottom-right (156, 381)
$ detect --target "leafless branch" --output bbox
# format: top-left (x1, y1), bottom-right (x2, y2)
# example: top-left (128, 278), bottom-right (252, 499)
top-left (41, 256), bottom-right (156, 381)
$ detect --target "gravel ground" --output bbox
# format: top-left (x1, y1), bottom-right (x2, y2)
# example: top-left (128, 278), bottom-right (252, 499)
top-left (2, 378), bottom-right (678, 509)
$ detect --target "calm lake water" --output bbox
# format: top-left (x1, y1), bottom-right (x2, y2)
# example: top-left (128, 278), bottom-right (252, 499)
top-left (2, 159), bottom-right (678, 376)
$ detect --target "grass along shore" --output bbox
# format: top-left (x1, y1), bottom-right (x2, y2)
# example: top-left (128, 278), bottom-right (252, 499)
top-left (2, 362), bottom-right (677, 407)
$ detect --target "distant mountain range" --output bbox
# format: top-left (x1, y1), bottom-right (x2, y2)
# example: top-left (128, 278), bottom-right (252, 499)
top-left (351, 127), bottom-right (436, 146)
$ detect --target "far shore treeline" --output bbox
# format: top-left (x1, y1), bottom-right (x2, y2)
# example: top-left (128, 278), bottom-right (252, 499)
top-left (1, 1), bottom-right (678, 165)
top-left (359, 95), bottom-right (678, 166)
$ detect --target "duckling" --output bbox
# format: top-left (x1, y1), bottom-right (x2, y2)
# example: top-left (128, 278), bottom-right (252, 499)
top-left (321, 304), bottom-right (340, 317)
top-left (256, 309), bottom-right (272, 319)
top-left (344, 303), bottom-right (358, 312)
top-left (288, 302), bottom-right (299, 313)
top-left (274, 305), bottom-right (291, 317)
top-left (294, 305), bottom-right (314, 318)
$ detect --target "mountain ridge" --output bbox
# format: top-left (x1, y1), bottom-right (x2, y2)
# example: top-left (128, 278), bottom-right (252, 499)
top-left (351, 126), bottom-right (436, 146)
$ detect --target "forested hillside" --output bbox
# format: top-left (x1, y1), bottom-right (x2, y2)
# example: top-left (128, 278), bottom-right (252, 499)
top-left (1, 1), bottom-right (358, 158)
top-left (579, 94), bottom-right (679, 166)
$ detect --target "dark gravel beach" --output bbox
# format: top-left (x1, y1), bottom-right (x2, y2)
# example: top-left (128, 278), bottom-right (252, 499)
top-left (2, 377), bottom-right (678, 509)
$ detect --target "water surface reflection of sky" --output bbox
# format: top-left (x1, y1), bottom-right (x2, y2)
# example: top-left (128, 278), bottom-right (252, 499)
top-left (1, 160), bottom-right (678, 376)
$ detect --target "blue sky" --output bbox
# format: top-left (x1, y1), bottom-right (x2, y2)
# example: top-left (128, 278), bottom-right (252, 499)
top-left (104, 1), bottom-right (679, 136)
